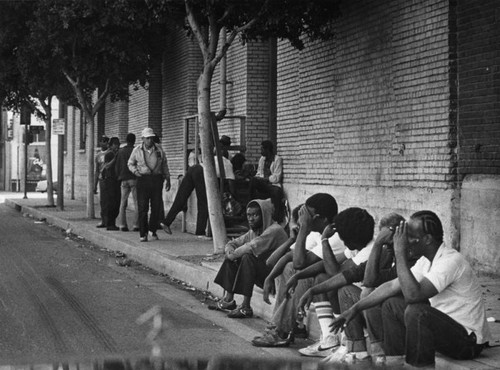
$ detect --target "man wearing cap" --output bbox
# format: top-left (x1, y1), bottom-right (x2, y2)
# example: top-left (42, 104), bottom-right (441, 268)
top-left (128, 128), bottom-right (171, 242)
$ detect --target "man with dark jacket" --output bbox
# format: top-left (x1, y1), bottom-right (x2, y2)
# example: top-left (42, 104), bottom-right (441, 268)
top-left (115, 133), bottom-right (139, 232)
top-left (102, 137), bottom-right (120, 230)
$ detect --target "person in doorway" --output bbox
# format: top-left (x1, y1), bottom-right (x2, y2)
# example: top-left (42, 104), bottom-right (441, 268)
top-left (115, 133), bottom-right (139, 232)
top-left (160, 136), bottom-right (235, 236)
top-left (128, 127), bottom-right (170, 242)
top-left (209, 199), bottom-right (288, 318)
top-left (330, 210), bottom-right (491, 368)
top-left (249, 140), bottom-right (284, 223)
top-left (95, 136), bottom-right (109, 228)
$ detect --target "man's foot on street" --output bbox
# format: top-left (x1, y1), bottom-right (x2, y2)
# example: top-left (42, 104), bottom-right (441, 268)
top-left (107, 225), bottom-right (119, 231)
top-left (293, 323), bottom-right (308, 339)
top-left (132, 227), bottom-right (140, 232)
top-left (160, 222), bottom-right (172, 235)
top-left (96, 223), bottom-right (106, 228)
top-left (252, 329), bottom-right (293, 347)
top-left (227, 305), bottom-right (253, 319)
top-left (140, 236), bottom-right (148, 242)
top-left (298, 333), bottom-right (340, 357)
top-left (120, 227), bottom-right (129, 232)
top-left (208, 299), bottom-right (237, 311)
top-left (150, 232), bottom-right (159, 241)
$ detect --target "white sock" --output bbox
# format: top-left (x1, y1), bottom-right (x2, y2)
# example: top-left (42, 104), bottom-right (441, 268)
top-left (314, 301), bottom-right (334, 340)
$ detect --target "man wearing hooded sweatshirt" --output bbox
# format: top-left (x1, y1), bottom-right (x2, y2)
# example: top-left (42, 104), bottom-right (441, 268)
top-left (210, 199), bottom-right (288, 318)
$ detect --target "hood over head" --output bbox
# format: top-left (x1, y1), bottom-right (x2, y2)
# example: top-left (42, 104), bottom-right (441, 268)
top-left (247, 198), bottom-right (274, 232)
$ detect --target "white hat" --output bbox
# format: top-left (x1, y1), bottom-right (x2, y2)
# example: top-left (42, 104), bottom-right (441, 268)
top-left (141, 127), bottom-right (155, 138)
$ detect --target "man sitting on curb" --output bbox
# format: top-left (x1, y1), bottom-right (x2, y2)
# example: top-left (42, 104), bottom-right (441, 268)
top-left (330, 210), bottom-right (491, 369)
top-left (296, 213), bottom-right (408, 362)
top-left (208, 199), bottom-right (288, 318)
top-left (269, 208), bottom-right (374, 355)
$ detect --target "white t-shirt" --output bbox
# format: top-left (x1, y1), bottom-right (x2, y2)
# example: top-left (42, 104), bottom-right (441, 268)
top-left (410, 244), bottom-right (491, 344)
top-left (289, 231), bottom-right (332, 252)
top-left (309, 232), bottom-right (345, 259)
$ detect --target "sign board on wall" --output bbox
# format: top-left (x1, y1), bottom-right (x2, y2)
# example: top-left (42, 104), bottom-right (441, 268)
top-left (52, 118), bottom-right (65, 135)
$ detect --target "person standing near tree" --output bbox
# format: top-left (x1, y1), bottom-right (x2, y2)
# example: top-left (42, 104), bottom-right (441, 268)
top-left (128, 128), bottom-right (170, 242)
top-left (102, 137), bottom-right (121, 231)
top-left (115, 133), bottom-right (139, 232)
top-left (95, 136), bottom-right (109, 228)
top-left (249, 140), bottom-right (284, 223)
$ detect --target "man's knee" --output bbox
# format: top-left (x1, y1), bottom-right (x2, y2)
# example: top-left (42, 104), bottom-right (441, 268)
top-left (314, 272), bottom-right (330, 284)
top-left (404, 302), bottom-right (430, 323)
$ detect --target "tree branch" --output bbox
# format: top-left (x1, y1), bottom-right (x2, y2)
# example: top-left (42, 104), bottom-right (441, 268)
top-left (185, 0), bottom-right (209, 60)
top-left (93, 79), bottom-right (110, 116)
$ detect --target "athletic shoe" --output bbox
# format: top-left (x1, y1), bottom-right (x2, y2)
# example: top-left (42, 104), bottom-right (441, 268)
top-left (321, 345), bottom-right (348, 364)
top-left (227, 305), bottom-right (253, 318)
top-left (252, 330), bottom-right (294, 347)
top-left (207, 299), bottom-right (236, 311)
top-left (298, 333), bottom-right (340, 357)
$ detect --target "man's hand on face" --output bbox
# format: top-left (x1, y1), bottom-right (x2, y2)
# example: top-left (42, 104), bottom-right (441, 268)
top-left (321, 223), bottom-right (336, 240)
top-left (298, 205), bottom-right (314, 232)
top-left (376, 226), bottom-right (395, 247)
top-left (393, 221), bottom-right (409, 256)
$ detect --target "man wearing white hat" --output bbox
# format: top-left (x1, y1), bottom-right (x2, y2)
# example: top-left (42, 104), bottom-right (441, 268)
top-left (128, 127), bottom-right (171, 242)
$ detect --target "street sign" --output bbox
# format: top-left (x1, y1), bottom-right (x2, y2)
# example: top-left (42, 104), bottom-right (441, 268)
top-left (52, 118), bottom-right (65, 135)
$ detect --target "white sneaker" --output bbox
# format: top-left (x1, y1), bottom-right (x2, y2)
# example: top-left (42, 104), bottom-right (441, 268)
top-left (374, 355), bottom-right (405, 367)
top-left (321, 345), bottom-right (348, 364)
top-left (343, 351), bottom-right (370, 364)
top-left (298, 333), bottom-right (340, 357)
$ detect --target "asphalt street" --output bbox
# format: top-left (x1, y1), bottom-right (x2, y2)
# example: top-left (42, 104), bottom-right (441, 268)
top-left (0, 203), bottom-right (301, 365)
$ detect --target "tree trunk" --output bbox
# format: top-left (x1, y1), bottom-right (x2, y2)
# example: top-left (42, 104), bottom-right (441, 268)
top-left (198, 68), bottom-right (227, 254)
top-left (44, 110), bottom-right (55, 206)
top-left (86, 114), bottom-right (95, 218)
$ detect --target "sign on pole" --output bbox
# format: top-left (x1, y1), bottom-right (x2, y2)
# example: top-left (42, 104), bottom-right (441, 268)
top-left (52, 118), bottom-right (65, 135)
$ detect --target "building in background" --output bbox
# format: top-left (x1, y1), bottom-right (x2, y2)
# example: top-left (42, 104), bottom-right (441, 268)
top-left (58, 0), bottom-right (499, 274)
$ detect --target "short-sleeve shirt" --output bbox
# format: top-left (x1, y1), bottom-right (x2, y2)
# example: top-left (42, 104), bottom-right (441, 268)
top-left (410, 244), bottom-right (491, 344)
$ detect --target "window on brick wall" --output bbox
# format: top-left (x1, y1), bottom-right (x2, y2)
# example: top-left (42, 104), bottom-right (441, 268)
top-left (79, 110), bottom-right (86, 150)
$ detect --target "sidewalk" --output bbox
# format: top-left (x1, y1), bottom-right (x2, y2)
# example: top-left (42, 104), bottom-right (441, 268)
top-left (2, 192), bottom-right (500, 369)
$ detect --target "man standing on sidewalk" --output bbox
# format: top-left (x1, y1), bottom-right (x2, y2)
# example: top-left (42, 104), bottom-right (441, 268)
top-left (115, 133), bottom-right (139, 232)
top-left (102, 137), bottom-right (121, 230)
top-left (128, 127), bottom-right (170, 242)
top-left (95, 136), bottom-right (109, 228)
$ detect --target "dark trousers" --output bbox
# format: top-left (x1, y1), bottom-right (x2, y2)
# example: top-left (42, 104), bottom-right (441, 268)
top-left (163, 164), bottom-right (208, 235)
top-left (338, 284), bottom-right (366, 352)
top-left (103, 178), bottom-right (120, 227)
top-left (98, 179), bottom-right (108, 226)
top-left (249, 177), bottom-right (284, 222)
top-left (381, 295), bottom-right (485, 367)
top-left (214, 254), bottom-right (270, 298)
top-left (137, 175), bottom-right (163, 238)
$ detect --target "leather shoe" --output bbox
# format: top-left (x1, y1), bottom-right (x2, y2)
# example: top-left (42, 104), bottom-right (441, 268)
top-left (160, 222), bottom-right (172, 235)
top-left (107, 225), bottom-right (119, 231)
top-left (120, 227), bottom-right (129, 232)
top-left (96, 224), bottom-right (106, 228)
top-left (132, 227), bottom-right (140, 232)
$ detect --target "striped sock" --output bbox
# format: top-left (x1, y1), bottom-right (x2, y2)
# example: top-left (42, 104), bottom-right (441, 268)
top-left (314, 301), bottom-right (334, 341)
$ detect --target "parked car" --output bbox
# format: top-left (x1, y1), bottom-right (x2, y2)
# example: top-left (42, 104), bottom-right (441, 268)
top-left (35, 180), bottom-right (58, 193)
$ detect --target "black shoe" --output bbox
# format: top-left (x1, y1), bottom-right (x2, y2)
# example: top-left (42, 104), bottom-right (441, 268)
top-left (96, 224), bottom-right (106, 228)
top-left (120, 227), bottom-right (129, 232)
top-left (293, 324), bottom-right (308, 339)
top-left (132, 227), bottom-right (140, 232)
top-left (160, 222), bottom-right (172, 235)
top-left (107, 225), bottom-right (119, 231)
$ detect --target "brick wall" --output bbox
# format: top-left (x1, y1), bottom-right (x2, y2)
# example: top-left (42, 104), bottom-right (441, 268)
top-left (162, 29), bottom-right (203, 178)
top-left (211, 38), bottom-right (272, 165)
top-left (277, 0), bottom-right (459, 246)
top-left (104, 100), bottom-right (128, 141)
top-left (457, 0), bottom-right (500, 175)
top-left (128, 86), bottom-right (149, 139)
